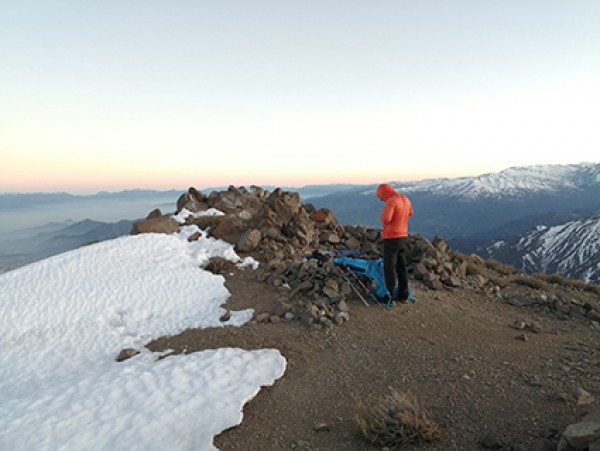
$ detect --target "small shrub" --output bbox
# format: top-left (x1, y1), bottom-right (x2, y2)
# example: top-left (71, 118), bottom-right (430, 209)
top-left (534, 273), bottom-right (566, 286)
top-left (485, 259), bottom-right (519, 276)
top-left (487, 274), bottom-right (509, 289)
top-left (533, 273), bottom-right (600, 294)
top-left (514, 275), bottom-right (546, 290)
top-left (354, 389), bottom-right (443, 448)
top-left (567, 278), bottom-right (593, 290)
top-left (466, 263), bottom-right (483, 276)
top-left (584, 284), bottom-right (600, 295)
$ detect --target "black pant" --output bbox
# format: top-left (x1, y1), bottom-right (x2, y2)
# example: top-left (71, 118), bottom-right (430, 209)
top-left (383, 238), bottom-right (408, 300)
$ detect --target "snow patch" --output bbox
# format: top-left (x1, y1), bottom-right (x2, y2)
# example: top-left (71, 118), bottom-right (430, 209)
top-left (0, 232), bottom-right (285, 450)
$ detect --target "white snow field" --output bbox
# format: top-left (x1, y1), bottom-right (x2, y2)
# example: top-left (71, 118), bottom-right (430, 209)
top-left (0, 222), bottom-right (286, 451)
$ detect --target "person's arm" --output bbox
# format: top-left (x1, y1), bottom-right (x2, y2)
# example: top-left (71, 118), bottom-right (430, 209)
top-left (380, 200), bottom-right (394, 225)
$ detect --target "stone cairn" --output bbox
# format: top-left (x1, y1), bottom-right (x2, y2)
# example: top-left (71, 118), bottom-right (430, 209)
top-left (132, 186), bottom-right (600, 329)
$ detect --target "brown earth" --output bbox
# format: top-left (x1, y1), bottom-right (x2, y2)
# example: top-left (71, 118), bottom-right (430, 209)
top-left (147, 266), bottom-right (600, 451)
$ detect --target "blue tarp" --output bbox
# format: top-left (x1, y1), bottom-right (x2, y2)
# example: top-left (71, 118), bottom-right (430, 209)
top-left (333, 256), bottom-right (414, 304)
top-left (333, 257), bottom-right (390, 299)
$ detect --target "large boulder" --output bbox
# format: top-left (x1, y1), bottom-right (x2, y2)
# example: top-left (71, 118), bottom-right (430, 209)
top-left (209, 215), bottom-right (250, 244)
top-left (207, 186), bottom-right (247, 214)
top-left (266, 188), bottom-right (301, 225)
top-left (176, 187), bottom-right (207, 213)
top-left (237, 229), bottom-right (262, 252)
top-left (131, 216), bottom-right (180, 235)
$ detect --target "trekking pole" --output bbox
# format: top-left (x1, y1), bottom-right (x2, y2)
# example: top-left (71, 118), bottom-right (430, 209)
top-left (349, 270), bottom-right (380, 305)
top-left (340, 265), bottom-right (379, 306)
top-left (339, 270), bottom-right (370, 307)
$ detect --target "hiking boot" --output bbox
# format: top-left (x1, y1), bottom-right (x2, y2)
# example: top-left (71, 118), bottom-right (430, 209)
top-left (395, 296), bottom-right (410, 304)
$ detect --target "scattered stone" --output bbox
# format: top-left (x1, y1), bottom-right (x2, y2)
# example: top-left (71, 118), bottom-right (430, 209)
top-left (255, 312), bottom-right (271, 323)
top-left (205, 256), bottom-right (234, 274)
top-left (511, 320), bottom-right (527, 330)
top-left (559, 421), bottom-right (600, 450)
top-left (479, 434), bottom-right (503, 449)
top-left (559, 387), bottom-right (595, 406)
top-left (443, 275), bottom-right (462, 287)
top-left (524, 375), bottom-right (543, 387)
top-left (313, 423), bottom-right (330, 432)
top-left (529, 438), bottom-right (559, 451)
top-left (289, 440), bottom-right (311, 449)
top-left (116, 348), bottom-right (140, 362)
top-left (515, 333), bottom-right (528, 342)
top-left (219, 310), bottom-right (231, 322)
top-left (588, 310), bottom-right (600, 321)
top-left (529, 321), bottom-right (542, 333)
top-left (338, 312), bottom-right (350, 322)
top-left (187, 231), bottom-right (201, 242)
top-left (272, 299), bottom-right (293, 317)
top-left (572, 387), bottom-right (595, 406)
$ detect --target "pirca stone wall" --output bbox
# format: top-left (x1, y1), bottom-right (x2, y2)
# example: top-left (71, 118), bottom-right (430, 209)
top-left (132, 186), bottom-right (600, 328)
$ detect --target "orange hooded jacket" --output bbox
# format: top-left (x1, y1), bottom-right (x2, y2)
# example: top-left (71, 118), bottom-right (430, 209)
top-left (376, 183), bottom-right (413, 239)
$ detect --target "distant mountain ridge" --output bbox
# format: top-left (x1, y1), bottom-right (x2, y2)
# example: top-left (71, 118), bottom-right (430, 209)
top-left (384, 162), bottom-right (600, 200)
top-left (0, 219), bottom-right (134, 273)
top-left (3, 163), bottom-right (600, 284)
top-left (311, 163), bottom-right (600, 239)
top-left (0, 190), bottom-right (183, 209)
top-left (0, 184), bottom-right (360, 209)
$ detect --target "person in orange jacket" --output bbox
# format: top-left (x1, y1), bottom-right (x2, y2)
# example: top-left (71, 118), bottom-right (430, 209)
top-left (376, 183), bottom-right (413, 303)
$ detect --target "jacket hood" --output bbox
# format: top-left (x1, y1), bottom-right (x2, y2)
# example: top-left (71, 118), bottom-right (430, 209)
top-left (376, 183), bottom-right (397, 201)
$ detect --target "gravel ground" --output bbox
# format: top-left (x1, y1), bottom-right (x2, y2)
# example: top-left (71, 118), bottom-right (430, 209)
top-left (147, 266), bottom-right (600, 451)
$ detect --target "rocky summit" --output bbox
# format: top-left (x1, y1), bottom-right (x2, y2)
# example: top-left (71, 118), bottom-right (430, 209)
top-left (133, 185), bottom-right (600, 450)
top-left (132, 185), bottom-right (600, 329)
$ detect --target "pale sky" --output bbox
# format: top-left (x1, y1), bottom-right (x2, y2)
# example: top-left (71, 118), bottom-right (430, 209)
top-left (1, 1), bottom-right (599, 193)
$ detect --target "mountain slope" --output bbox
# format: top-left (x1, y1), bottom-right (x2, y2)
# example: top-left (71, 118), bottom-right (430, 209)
top-left (479, 212), bottom-right (600, 284)
top-left (392, 163), bottom-right (600, 200)
top-left (0, 219), bottom-right (134, 273)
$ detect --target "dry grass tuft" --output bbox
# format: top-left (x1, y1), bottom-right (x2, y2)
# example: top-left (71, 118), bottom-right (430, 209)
top-left (487, 274), bottom-right (510, 289)
top-left (585, 284), bottom-right (600, 295)
top-left (485, 259), bottom-right (519, 276)
top-left (465, 262), bottom-right (483, 276)
top-left (354, 389), bottom-right (443, 448)
top-left (514, 275), bottom-right (547, 290)
top-left (533, 273), bottom-right (600, 295)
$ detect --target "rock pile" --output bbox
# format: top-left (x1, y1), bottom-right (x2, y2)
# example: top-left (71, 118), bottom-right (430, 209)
top-left (133, 186), bottom-right (487, 291)
top-left (135, 185), bottom-right (373, 260)
top-left (132, 186), bottom-right (600, 329)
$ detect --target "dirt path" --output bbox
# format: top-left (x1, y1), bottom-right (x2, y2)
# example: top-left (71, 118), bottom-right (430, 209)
top-left (147, 267), bottom-right (599, 450)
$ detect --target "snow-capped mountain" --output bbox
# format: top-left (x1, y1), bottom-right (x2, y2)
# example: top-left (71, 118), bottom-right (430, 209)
top-left (479, 212), bottom-right (600, 284)
top-left (313, 163), bottom-right (600, 239)
top-left (384, 162), bottom-right (600, 200)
